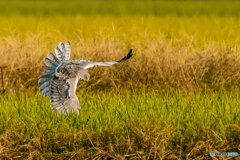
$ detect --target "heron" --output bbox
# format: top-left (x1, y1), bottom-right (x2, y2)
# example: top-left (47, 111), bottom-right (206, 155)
top-left (38, 41), bottom-right (133, 115)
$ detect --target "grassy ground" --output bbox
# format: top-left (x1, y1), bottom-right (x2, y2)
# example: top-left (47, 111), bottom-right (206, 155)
top-left (1, 0), bottom-right (240, 159)
top-left (0, 88), bottom-right (240, 159)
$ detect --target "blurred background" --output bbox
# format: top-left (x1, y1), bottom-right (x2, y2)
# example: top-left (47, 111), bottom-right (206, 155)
top-left (1, 0), bottom-right (240, 91)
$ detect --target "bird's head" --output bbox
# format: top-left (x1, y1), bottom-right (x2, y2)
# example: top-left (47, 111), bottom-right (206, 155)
top-left (78, 68), bottom-right (90, 82)
top-left (83, 73), bottom-right (90, 82)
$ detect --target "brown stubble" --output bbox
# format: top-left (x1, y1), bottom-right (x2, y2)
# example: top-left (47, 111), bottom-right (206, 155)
top-left (1, 32), bottom-right (240, 92)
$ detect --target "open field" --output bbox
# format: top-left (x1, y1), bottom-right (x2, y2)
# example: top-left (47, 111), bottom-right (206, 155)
top-left (1, 88), bottom-right (240, 159)
top-left (1, 1), bottom-right (240, 90)
top-left (1, 0), bottom-right (240, 159)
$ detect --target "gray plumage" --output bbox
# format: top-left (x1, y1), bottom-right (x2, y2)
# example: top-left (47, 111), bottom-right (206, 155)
top-left (39, 41), bottom-right (133, 115)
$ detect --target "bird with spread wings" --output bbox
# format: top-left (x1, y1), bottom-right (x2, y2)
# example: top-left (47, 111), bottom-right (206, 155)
top-left (38, 41), bottom-right (133, 114)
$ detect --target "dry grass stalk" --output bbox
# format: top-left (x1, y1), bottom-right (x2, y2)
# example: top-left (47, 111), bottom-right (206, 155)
top-left (1, 32), bottom-right (240, 91)
top-left (0, 123), bottom-right (239, 159)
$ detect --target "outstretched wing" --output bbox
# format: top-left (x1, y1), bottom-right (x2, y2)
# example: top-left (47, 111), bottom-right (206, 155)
top-left (39, 41), bottom-right (71, 97)
top-left (49, 76), bottom-right (80, 114)
top-left (48, 62), bottom-right (88, 114)
top-left (55, 41), bottom-right (71, 62)
top-left (38, 52), bottom-right (62, 96)
top-left (79, 49), bottom-right (133, 69)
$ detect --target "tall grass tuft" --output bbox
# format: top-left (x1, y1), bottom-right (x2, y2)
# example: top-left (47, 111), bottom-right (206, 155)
top-left (1, 32), bottom-right (240, 91)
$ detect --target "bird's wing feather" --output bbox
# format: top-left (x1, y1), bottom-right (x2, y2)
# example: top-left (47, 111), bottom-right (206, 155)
top-left (48, 62), bottom-right (86, 114)
top-left (55, 41), bottom-right (71, 62)
top-left (39, 53), bottom-right (62, 96)
top-left (79, 49), bottom-right (133, 69)
top-left (49, 76), bottom-right (80, 115)
top-left (65, 41), bottom-right (71, 61)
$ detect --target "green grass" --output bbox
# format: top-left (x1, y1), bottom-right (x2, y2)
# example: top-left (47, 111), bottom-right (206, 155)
top-left (0, 88), bottom-right (240, 158)
top-left (1, 1), bottom-right (240, 46)
top-left (1, 1), bottom-right (240, 17)
top-left (1, 1), bottom-right (240, 159)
